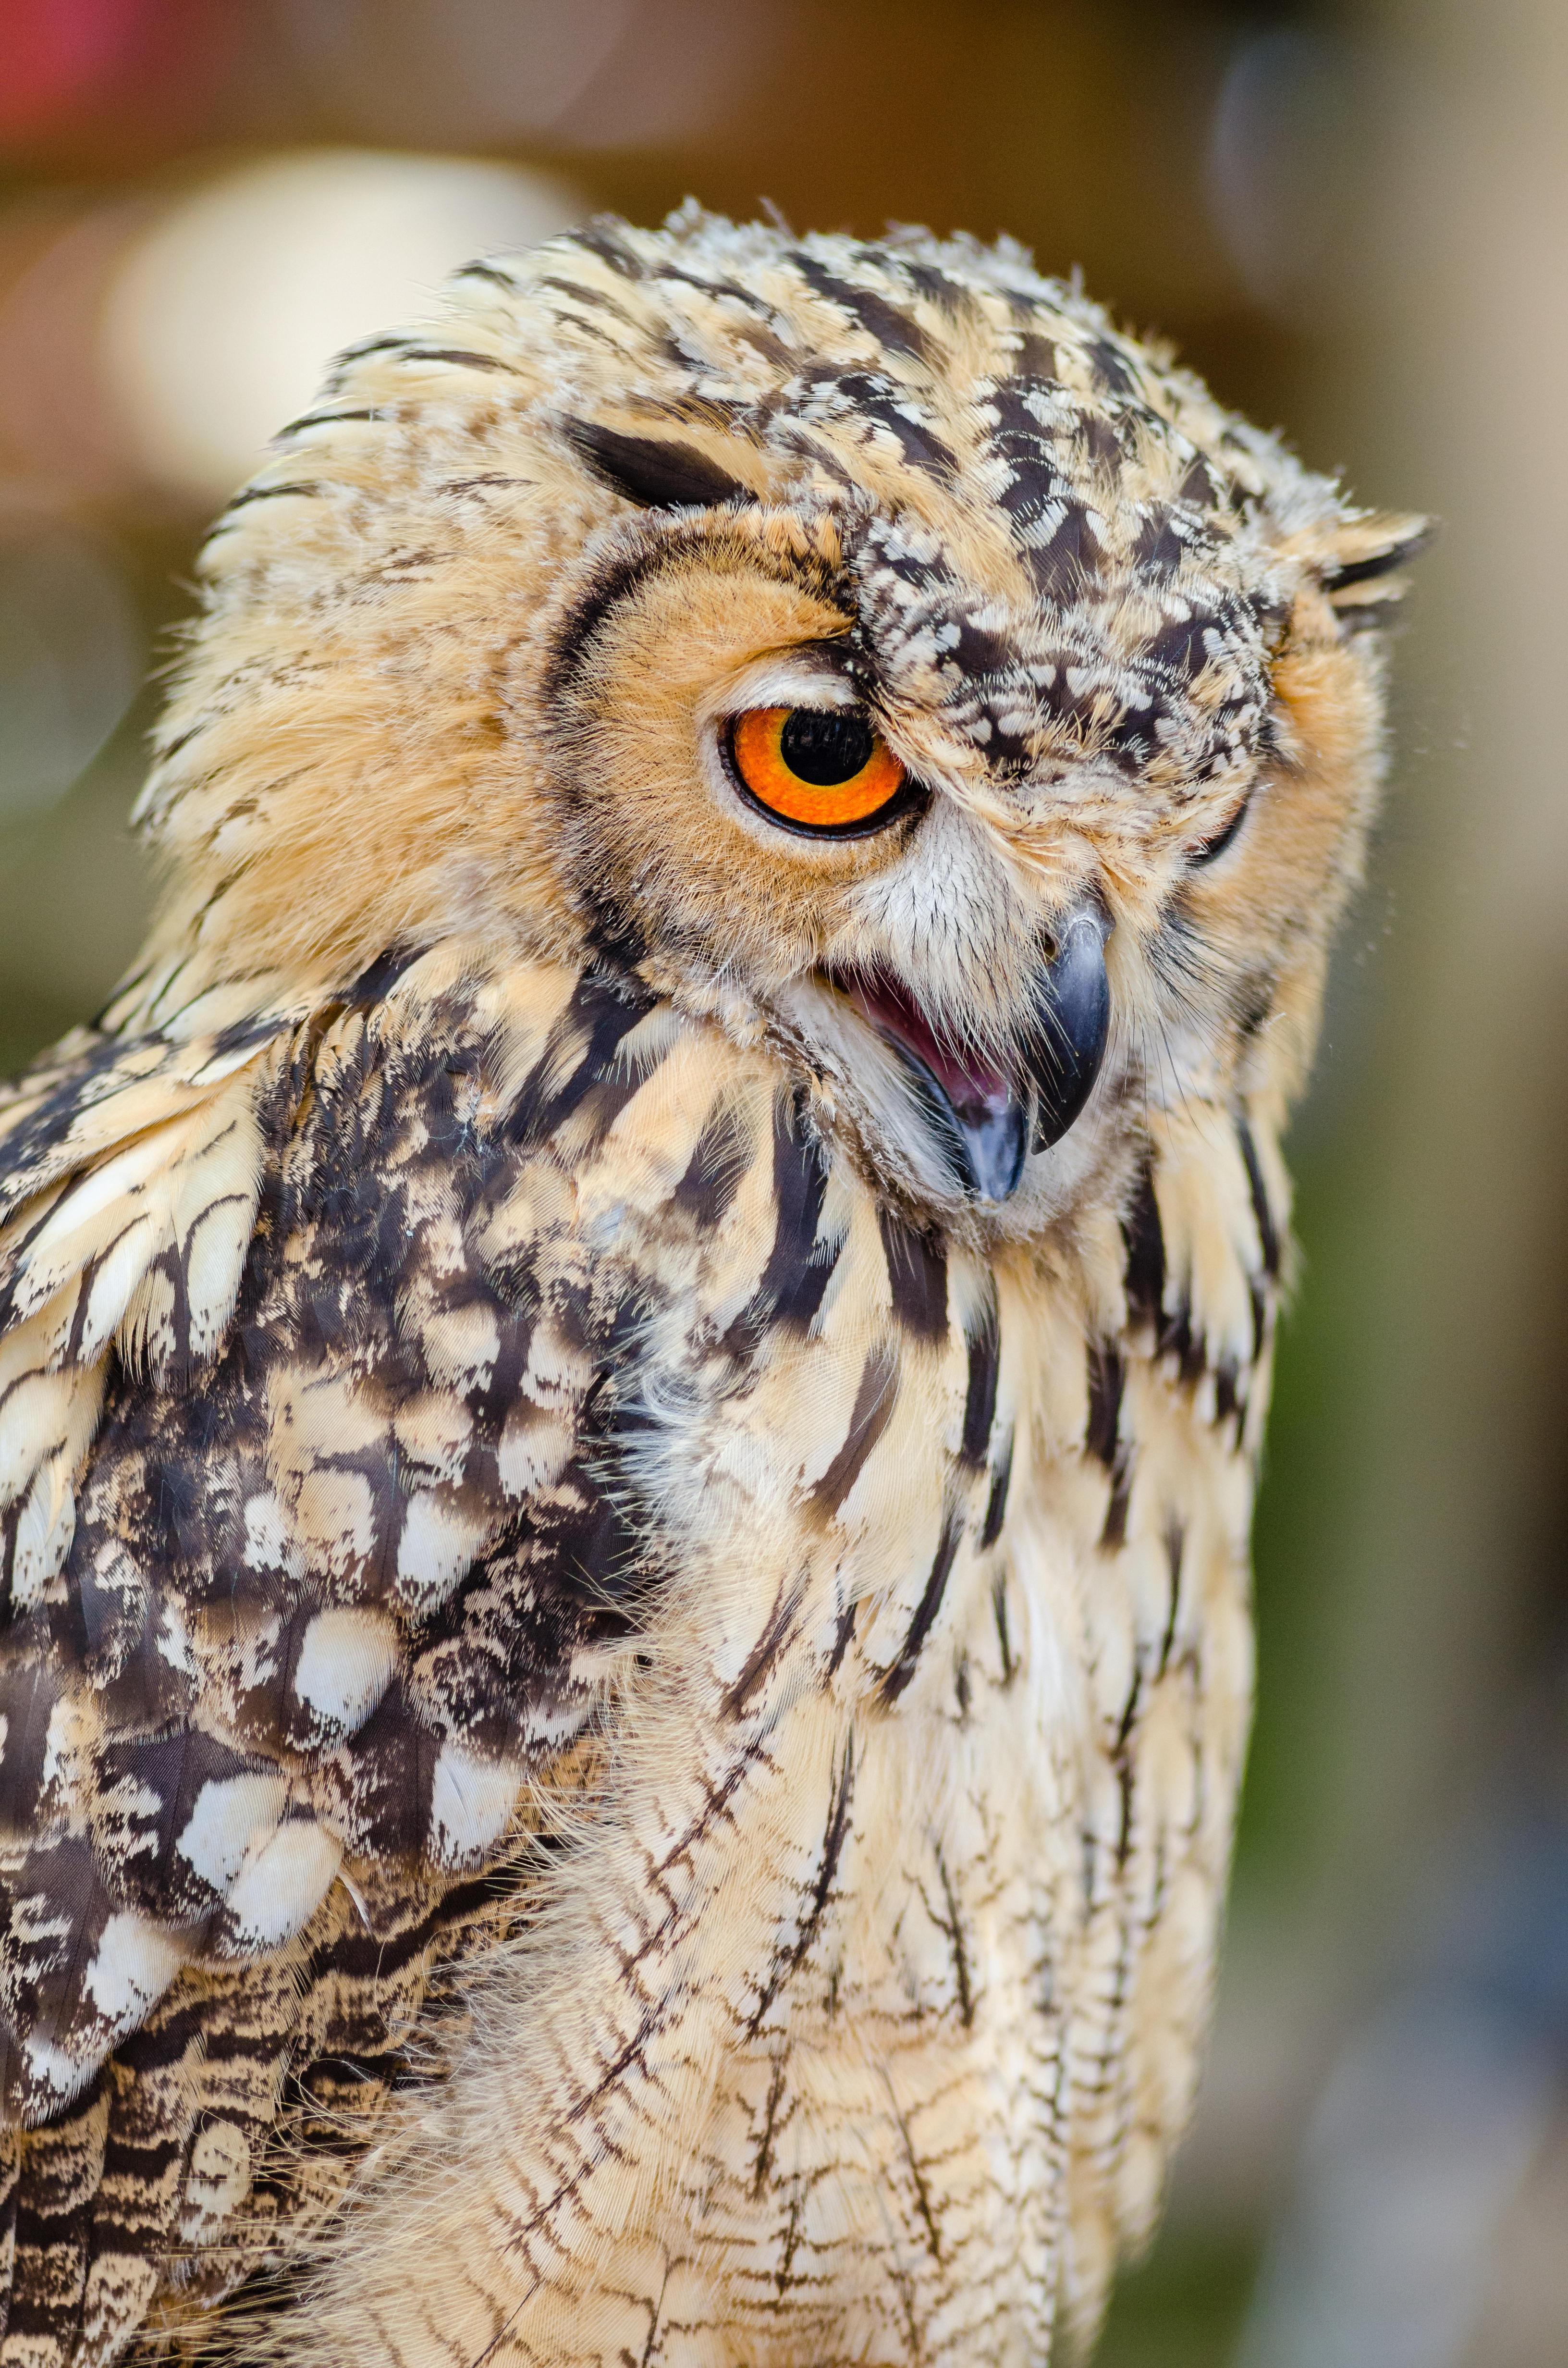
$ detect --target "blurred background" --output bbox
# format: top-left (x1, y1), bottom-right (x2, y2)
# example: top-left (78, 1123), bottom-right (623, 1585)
top-left (1, 0), bottom-right (1565, 2358)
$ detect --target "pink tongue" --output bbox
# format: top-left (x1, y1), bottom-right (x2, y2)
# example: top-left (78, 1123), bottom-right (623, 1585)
top-left (837, 972), bottom-right (1012, 1121)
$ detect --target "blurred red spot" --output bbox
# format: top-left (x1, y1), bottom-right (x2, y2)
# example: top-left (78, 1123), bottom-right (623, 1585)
top-left (0, 0), bottom-right (143, 132)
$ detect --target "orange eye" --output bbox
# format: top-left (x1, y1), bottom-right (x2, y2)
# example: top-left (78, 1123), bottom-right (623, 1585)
top-left (728, 706), bottom-right (910, 837)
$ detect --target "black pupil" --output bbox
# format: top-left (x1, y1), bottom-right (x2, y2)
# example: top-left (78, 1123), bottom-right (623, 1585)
top-left (778, 708), bottom-right (876, 787)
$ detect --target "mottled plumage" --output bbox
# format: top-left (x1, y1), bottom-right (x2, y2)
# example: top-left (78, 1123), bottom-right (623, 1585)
top-left (0, 208), bottom-right (1421, 2366)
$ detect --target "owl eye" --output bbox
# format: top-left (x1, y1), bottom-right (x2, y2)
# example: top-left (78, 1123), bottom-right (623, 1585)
top-left (727, 705), bottom-right (911, 838)
top-left (1188, 789), bottom-right (1252, 865)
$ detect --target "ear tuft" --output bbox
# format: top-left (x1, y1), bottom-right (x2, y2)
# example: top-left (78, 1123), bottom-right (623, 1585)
top-left (564, 420), bottom-right (753, 512)
top-left (1318, 510), bottom-right (1433, 626)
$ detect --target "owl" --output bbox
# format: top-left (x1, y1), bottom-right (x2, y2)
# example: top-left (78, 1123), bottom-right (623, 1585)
top-left (0, 207), bottom-right (1421, 2368)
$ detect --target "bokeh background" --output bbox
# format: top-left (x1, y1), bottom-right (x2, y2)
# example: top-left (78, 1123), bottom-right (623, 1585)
top-left (2, 1), bottom-right (1566, 2359)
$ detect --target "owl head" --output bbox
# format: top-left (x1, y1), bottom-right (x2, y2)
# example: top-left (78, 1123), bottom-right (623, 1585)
top-left (128, 206), bottom-right (1423, 1232)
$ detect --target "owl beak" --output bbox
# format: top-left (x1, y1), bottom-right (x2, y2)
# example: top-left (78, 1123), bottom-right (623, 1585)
top-left (826, 900), bottom-right (1110, 1203)
top-left (1024, 901), bottom-right (1112, 1153)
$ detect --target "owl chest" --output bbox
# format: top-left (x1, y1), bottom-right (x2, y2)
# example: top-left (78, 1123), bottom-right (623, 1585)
top-left (599, 1289), bottom-right (1113, 2351)
top-left (614, 1221), bottom-right (1254, 2350)
top-left (294, 1148), bottom-right (1258, 2366)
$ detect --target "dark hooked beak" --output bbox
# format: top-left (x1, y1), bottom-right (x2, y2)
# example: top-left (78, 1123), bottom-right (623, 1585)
top-left (1024, 901), bottom-right (1112, 1152)
top-left (827, 900), bottom-right (1113, 1205)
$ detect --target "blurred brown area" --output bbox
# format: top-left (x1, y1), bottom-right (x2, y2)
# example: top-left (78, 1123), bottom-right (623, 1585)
top-left (3, 2), bottom-right (1567, 2361)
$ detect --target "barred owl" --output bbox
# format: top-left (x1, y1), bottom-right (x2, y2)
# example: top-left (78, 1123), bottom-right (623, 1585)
top-left (0, 208), bottom-right (1422, 2368)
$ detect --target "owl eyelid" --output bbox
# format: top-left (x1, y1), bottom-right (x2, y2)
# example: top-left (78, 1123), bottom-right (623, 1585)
top-left (701, 648), bottom-right (862, 729)
top-left (1188, 787), bottom-right (1254, 866)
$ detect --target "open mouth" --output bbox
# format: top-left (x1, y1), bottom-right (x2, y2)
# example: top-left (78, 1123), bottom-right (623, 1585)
top-left (826, 968), bottom-right (1028, 1202)
top-left (822, 905), bottom-right (1113, 1205)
